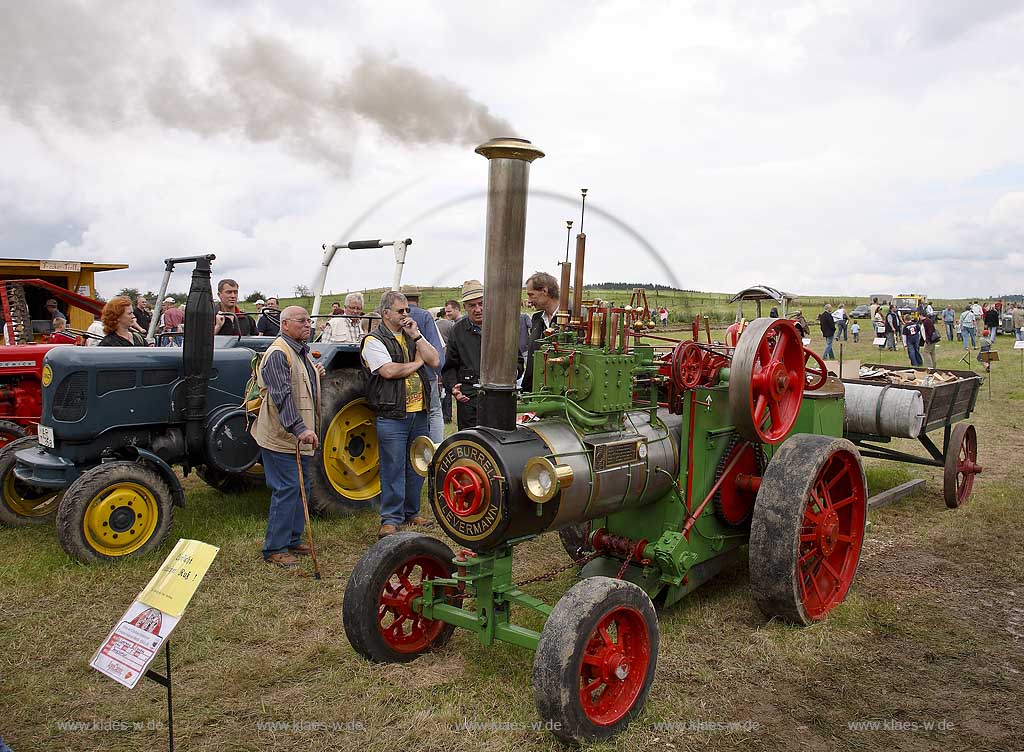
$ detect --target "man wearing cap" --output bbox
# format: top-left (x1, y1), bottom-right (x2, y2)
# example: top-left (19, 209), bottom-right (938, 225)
top-left (401, 285), bottom-right (446, 444)
top-left (444, 280), bottom-right (522, 429)
top-left (361, 290), bottom-right (439, 539)
top-left (44, 299), bottom-right (62, 322)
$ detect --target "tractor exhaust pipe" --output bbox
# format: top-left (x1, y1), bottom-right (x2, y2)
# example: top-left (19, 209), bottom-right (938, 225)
top-left (475, 138), bottom-right (544, 431)
top-left (182, 256), bottom-right (216, 455)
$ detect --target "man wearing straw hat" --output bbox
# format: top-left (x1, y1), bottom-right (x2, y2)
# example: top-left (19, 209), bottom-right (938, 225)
top-left (443, 280), bottom-right (486, 429)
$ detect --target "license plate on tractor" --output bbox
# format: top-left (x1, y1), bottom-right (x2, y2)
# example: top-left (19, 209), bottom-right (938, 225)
top-left (37, 425), bottom-right (54, 448)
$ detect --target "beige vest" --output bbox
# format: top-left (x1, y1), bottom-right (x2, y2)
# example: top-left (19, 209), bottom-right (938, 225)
top-left (252, 337), bottom-right (321, 456)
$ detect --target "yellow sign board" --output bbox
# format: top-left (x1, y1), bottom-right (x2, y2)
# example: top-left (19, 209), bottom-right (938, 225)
top-left (139, 539), bottom-right (220, 618)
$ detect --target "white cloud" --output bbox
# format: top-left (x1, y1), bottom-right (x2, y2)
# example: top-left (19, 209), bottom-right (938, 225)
top-left (1, 0), bottom-right (1023, 301)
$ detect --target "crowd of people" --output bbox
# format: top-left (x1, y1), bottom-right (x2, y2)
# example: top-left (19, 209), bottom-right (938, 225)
top-left (797, 296), bottom-right (1022, 371)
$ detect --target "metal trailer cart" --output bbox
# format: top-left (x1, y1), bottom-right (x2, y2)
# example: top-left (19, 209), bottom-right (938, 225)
top-left (842, 364), bottom-right (983, 509)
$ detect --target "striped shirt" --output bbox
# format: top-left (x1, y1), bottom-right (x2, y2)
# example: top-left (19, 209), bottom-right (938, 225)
top-left (263, 334), bottom-right (318, 437)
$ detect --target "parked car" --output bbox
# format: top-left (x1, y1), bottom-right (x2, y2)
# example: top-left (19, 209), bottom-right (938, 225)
top-left (850, 304), bottom-right (871, 319)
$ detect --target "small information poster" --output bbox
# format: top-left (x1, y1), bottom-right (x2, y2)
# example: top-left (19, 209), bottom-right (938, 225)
top-left (1014, 341), bottom-right (1024, 350)
top-left (90, 539), bottom-right (218, 688)
top-left (90, 600), bottom-right (180, 689)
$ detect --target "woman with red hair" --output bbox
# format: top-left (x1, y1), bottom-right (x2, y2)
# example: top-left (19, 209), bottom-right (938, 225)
top-left (98, 296), bottom-right (147, 347)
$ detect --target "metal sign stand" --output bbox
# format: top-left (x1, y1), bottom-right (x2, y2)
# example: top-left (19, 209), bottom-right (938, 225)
top-left (143, 641), bottom-right (174, 752)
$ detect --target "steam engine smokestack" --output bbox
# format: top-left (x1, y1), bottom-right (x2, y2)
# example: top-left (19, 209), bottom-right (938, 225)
top-left (182, 256), bottom-right (216, 455)
top-left (475, 138), bottom-right (545, 431)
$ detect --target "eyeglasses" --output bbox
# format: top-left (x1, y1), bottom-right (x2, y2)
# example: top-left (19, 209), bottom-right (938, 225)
top-left (389, 308), bottom-right (410, 314)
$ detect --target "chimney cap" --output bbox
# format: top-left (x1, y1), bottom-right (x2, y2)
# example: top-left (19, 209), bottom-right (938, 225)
top-left (475, 138), bottom-right (544, 163)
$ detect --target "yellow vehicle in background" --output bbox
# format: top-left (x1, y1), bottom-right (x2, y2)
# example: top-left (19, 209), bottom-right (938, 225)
top-left (892, 293), bottom-right (928, 317)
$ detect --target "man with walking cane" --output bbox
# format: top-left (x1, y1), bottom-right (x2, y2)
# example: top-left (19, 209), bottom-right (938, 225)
top-left (252, 306), bottom-right (325, 570)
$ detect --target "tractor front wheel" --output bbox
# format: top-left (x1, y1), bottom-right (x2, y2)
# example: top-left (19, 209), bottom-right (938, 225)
top-left (343, 532), bottom-right (456, 663)
top-left (56, 462), bottom-right (174, 563)
top-left (0, 436), bottom-right (62, 526)
top-left (533, 576), bottom-right (659, 743)
top-left (749, 434), bottom-right (867, 625)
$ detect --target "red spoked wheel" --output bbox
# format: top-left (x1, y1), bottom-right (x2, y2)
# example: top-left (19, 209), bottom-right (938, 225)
top-left (577, 607), bottom-right (651, 726)
top-left (534, 577), bottom-right (659, 742)
top-left (729, 318), bottom-right (806, 444)
top-left (343, 532), bottom-right (457, 663)
top-left (750, 434), bottom-right (867, 625)
top-left (442, 466), bottom-right (485, 517)
top-left (670, 341), bottom-right (704, 389)
top-left (378, 556), bottom-right (452, 653)
top-left (803, 347), bottom-right (828, 390)
top-left (944, 423), bottom-right (981, 509)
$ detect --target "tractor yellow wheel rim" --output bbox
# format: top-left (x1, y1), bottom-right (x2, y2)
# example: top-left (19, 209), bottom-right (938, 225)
top-left (82, 482), bottom-right (160, 557)
top-left (323, 398), bottom-right (381, 501)
top-left (2, 470), bottom-right (59, 518)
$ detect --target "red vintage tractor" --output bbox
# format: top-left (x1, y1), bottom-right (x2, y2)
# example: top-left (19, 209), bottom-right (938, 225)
top-left (0, 278), bottom-right (104, 447)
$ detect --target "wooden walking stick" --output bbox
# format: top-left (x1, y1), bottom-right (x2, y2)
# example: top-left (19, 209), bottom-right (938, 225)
top-left (295, 443), bottom-right (322, 580)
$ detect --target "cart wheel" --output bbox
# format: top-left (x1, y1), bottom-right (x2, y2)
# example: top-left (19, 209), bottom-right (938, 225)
top-left (944, 423), bottom-right (981, 509)
top-left (56, 461), bottom-right (174, 563)
top-left (533, 576), bottom-right (658, 743)
top-left (0, 436), bottom-right (62, 526)
top-left (343, 532), bottom-right (456, 663)
top-left (750, 434), bottom-right (867, 625)
top-left (0, 420), bottom-right (27, 449)
top-left (729, 318), bottom-right (806, 444)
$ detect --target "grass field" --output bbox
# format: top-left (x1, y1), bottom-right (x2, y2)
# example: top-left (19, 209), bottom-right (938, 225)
top-left (1, 330), bottom-right (1022, 751)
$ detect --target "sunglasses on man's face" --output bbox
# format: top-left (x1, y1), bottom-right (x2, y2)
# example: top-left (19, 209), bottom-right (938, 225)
top-left (390, 307), bottom-right (410, 314)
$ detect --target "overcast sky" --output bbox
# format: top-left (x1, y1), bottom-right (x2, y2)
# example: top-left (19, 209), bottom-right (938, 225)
top-left (2, 1), bottom-right (1023, 301)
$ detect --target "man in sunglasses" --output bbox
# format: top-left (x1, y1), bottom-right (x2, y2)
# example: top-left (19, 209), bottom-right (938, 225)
top-left (361, 290), bottom-right (440, 538)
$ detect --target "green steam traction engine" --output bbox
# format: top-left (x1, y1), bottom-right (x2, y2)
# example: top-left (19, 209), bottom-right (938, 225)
top-left (343, 139), bottom-right (868, 742)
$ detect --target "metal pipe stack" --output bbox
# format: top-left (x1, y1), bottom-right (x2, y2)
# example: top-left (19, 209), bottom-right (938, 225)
top-left (474, 138), bottom-right (544, 431)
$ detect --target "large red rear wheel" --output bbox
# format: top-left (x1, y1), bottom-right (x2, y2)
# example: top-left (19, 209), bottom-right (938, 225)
top-left (534, 577), bottom-right (658, 742)
top-left (750, 434), bottom-right (867, 625)
top-left (729, 318), bottom-right (806, 444)
top-left (343, 533), bottom-right (456, 663)
top-left (944, 423), bottom-right (981, 508)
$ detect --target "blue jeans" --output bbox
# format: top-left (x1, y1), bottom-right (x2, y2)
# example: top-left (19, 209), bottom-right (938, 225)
top-left (906, 340), bottom-right (923, 366)
top-left (428, 379), bottom-right (444, 444)
top-left (823, 336), bottom-right (835, 359)
top-left (1017, 327), bottom-right (1024, 342)
top-left (837, 321), bottom-right (848, 341)
top-left (962, 327), bottom-right (976, 349)
top-left (945, 321), bottom-right (954, 341)
top-left (376, 410), bottom-right (430, 527)
top-left (261, 448), bottom-right (311, 558)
